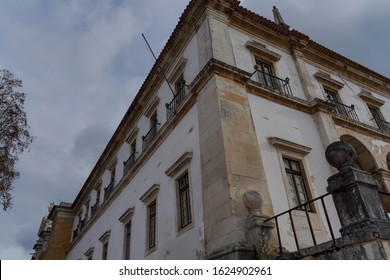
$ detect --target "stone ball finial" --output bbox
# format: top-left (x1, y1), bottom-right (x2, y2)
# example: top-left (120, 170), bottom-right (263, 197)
top-left (325, 141), bottom-right (356, 171)
top-left (243, 190), bottom-right (263, 216)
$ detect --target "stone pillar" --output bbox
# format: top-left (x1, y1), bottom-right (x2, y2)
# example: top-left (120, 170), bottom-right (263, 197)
top-left (243, 191), bottom-right (277, 259)
top-left (325, 141), bottom-right (390, 240)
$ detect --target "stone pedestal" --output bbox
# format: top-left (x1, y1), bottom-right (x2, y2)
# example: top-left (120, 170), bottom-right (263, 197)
top-left (326, 141), bottom-right (390, 240)
top-left (243, 191), bottom-right (277, 259)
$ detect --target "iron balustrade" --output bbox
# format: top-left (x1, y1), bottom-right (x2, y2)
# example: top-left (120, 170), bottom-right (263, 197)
top-left (79, 218), bottom-right (86, 232)
top-left (123, 152), bottom-right (136, 175)
top-left (142, 122), bottom-right (159, 152)
top-left (264, 192), bottom-right (337, 255)
top-left (104, 180), bottom-right (115, 201)
top-left (90, 201), bottom-right (99, 217)
top-left (73, 228), bottom-right (78, 239)
top-left (166, 83), bottom-right (187, 120)
top-left (252, 65), bottom-right (292, 96)
top-left (373, 117), bottom-right (390, 135)
top-left (327, 99), bottom-right (359, 122)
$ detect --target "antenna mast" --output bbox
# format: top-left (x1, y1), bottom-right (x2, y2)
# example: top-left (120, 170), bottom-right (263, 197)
top-left (142, 33), bottom-right (176, 97)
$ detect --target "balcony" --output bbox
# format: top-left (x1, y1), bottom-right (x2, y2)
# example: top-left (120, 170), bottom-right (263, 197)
top-left (104, 180), bottom-right (115, 201)
top-left (373, 117), bottom-right (390, 135)
top-left (166, 82), bottom-right (187, 120)
top-left (73, 228), bottom-right (78, 240)
top-left (79, 218), bottom-right (86, 232)
top-left (327, 99), bottom-right (359, 122)
top-left (142, 122), bottom-right (159, 152)
top-left (252, 65), bottom-right (292, 96)
top-left (123, 152), bottom-right (136, 175)
top-left (90, 201), bottom-right (99, 217)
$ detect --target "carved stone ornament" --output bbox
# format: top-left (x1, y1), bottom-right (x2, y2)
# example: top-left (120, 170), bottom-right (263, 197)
top-left (243, 190), bottom-right (263, 216)
top-left (325, 141), bottom-right (357, 171)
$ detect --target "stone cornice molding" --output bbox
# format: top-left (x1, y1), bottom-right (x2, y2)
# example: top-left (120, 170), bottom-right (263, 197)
top-left (245, 41), bottom-right (282, 62)
top-left (140, 184), bottom-right (160, 203)
top-left (268, 137), bottom-right (312, 155)
top-left (118, 207), bottom-right (135, 224)
top-left (125, 128), bottom-right (139, 144)
top-left (314, 71), bottom-right (344, 91)
top-left (167, 57), bottom-right (188, 84)
top-left (99, 230), bottom-right (111, 243)
top-left (359, 90), bottom-right (385, 107)
top-left (165, 152), bottom-right (193, 177)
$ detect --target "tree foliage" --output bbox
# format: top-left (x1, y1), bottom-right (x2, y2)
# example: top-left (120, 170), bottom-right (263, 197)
top-left (0, 69), bottom-right (33, 210)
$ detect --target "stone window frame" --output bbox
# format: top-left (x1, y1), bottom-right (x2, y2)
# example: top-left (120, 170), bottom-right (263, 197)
top-left (168, 57), bottom-right (187, 96)
top-left (140, 184), bottom-right (160, 255)
top-left (359, 90), bottom-right (387, 126)
top-left (84, 247), bottom-right (94, 260)
top-left (118, 207), bottom-right (134, 260)
top-left (245, 40), bottom-right (282, 82)
top-left (166, 152), bottom-right (194, 235)
top-left (99, 230), bottom-right (111, 260)
top-left (268, 137), bottom-right (315, 212)
top-left (314, 71), bottom-right (344, 101)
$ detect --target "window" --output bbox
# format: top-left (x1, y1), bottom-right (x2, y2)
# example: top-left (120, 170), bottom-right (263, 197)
top-left (368, 105), bottom-right (389, 132)
top-left (165, 152), bottom-right (194, 233)
top-left (283, 158), bottom-right (311, 210)
top-left (324, 88), bottom-right (358, 120)
top-left (324, 88), bottom-right (339, 103)
top-left (124, 222), bottom-right (131, 260)
top-left (147, 200), bottom-right (157, 249)
top-left (102, 242), bottom-right (108, 260)
top-left (140, 184), bottom-right (159, 253)
top-left (175, 74), bottom-right (186, 97)
top-left (99, 230), bottom-right (111, 260)
top-left (268, 137), bottom-right (313, 211)
top-left (118, 207), bottom-right (134, 259)
top-left (110, 168), bottom-right (116, 183)
top-left (142, 110), bottom-right (159, 151)
top-left (255, 60), bottom-right (277, 89)
top-left (177, 172), bottom-right (192, 229)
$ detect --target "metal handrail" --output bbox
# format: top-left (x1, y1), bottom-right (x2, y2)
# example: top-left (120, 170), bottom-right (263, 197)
top-left (123, 151), bottom-right (137, 175)
top-left (90, 201), bottom-right (99, 217)
top-left (252, 66), bottom-right (292, 96)
top-left (142, 122), bottom-right (159, 152)
top-left (373, 117), bottom-right (390, 135)
top-left (326, 99), bottom-right (359, 122)
top-left (104, 180), bottom-right (115, 201)
top-left (166, 81), bottom-right (187, 120)
top-left (264, 192), bottom-right (336, 255)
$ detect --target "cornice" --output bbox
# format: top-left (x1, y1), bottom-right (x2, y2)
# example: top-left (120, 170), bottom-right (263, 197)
top-left (332, 115), bottom-right (390, 143)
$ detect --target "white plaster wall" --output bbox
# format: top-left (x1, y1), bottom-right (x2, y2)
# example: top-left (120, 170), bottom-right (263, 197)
top-left (248, 93), bottom-right (341, 251)
top-left (67, 105), bottom-right (204, 260)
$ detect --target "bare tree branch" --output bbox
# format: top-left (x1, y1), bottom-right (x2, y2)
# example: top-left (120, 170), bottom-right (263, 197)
top-left (0, 69), bottom-right (33, 210)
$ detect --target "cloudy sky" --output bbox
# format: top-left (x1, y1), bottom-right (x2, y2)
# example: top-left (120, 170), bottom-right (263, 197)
top-left (0, 0), bottom-right (389, 259)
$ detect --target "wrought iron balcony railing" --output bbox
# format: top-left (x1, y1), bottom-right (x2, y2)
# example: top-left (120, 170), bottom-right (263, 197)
top-left (252, 66), bottom-right (292, 96)
top-left (142, 122), bottom-right (159, 152)
top-left (373, 117), bottom-right (390, 135)
top-left (165, 82), bottom-right (187, 120)
top-left (90, 201), bottom-right (99, 217)
top-left (123, 152), bottom-right (136, 175)
top-left (104, 180), bottom-right (115, 201)
top-left (73, 228), bottom-right (78, 239)
top-left (326, 99), bottom-right (359, 122)
top-left (79, 218), bottom-right (86, 232)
